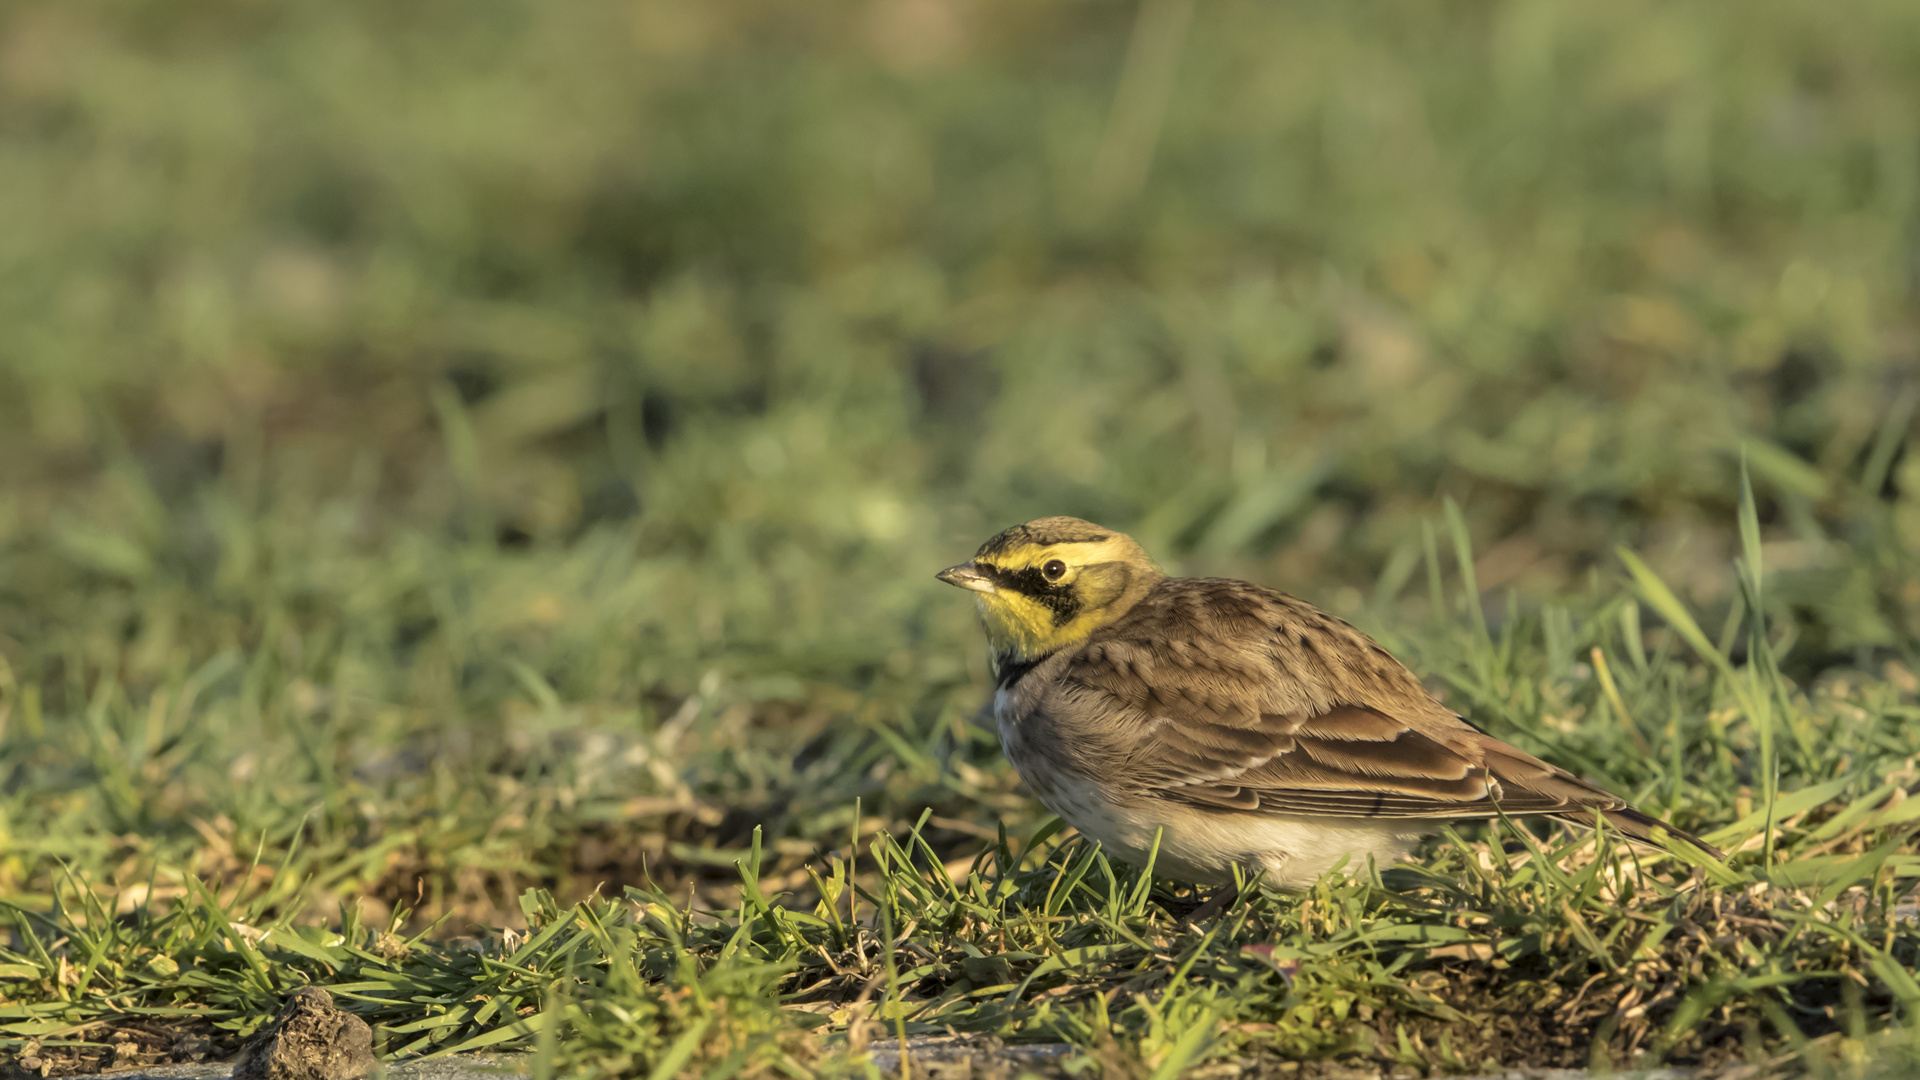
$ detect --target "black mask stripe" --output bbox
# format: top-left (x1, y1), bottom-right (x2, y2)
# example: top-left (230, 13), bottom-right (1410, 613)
top-left (978, 562), bottom-right (1082, 626)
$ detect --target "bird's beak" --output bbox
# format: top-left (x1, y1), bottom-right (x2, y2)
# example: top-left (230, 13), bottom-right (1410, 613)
top-left (936, 563), bottom-right (996, 594)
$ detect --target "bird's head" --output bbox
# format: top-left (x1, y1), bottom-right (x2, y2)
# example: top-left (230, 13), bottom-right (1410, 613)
top-left (937, 516), bottom-right (1162, 667)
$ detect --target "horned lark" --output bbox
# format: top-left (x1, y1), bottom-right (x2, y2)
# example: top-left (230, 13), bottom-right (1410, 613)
top-left (937, 516), bottom-right (1718, 892)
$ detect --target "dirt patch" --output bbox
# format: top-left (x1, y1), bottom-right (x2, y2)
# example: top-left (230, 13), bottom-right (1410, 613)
top-left (5, 1019), bottom-right (229, 1078)
top-left (232, 989), bottom-right (376, 1080)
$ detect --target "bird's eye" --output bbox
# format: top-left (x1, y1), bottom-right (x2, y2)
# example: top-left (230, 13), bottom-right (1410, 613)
top-left (1042, 559), bottom-right (1067, 581)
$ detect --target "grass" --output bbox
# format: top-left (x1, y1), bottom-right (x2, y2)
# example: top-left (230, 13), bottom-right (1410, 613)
top-left (8, 507), bottom-right (1920, 1077)
top-left (5, 0), bottom-right (1920, 1075)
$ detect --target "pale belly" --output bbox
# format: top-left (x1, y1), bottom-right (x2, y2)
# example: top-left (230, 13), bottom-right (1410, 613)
top-left (997, 694), bottom-right (1428, 888)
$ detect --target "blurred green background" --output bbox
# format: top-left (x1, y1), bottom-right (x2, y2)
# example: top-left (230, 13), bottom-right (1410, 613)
top-left (4, 0), bottom-right (1920, 921)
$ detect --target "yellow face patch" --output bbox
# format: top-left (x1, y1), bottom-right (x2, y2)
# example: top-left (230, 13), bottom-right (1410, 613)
top-left (962, 537), bottom-right (1160, 663)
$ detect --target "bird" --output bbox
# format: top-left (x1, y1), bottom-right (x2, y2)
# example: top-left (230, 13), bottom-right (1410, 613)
top-left (936, 516), bottom-right (1719, 905)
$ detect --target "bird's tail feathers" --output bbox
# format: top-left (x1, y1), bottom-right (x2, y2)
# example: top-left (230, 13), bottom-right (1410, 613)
top-left (1570, 804), bottom-right (1724, 861)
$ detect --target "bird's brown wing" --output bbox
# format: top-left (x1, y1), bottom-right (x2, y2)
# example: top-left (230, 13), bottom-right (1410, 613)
top-left (1113, 698), bottom-right (1617, 820)
top-left (1047, 578), bottom-right (1716, 853)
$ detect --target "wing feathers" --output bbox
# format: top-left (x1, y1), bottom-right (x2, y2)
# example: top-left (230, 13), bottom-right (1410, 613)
top-left (1292, 725), bottom-right (1476, 781)
top-left (1289, 705), bottom-right (1406, 742)
top-left (1048, 578), bottom-right (1712, 852)
top-left (1136, 702), bottom-right (1635, 822)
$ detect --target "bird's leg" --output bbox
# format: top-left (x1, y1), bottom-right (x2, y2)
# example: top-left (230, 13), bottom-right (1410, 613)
top-left (1181, 882), bottom-right (1239, 923)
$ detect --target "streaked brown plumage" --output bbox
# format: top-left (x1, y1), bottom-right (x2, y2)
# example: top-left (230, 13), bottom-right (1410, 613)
top-left (938, 516), bottom-right (1719, 890)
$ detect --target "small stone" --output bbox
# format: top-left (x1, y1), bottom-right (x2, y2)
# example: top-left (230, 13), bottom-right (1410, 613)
top-left (234, 987), bottom-right (378, 1080)
top-left (175, 1033), bottom-right (214, 1061)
